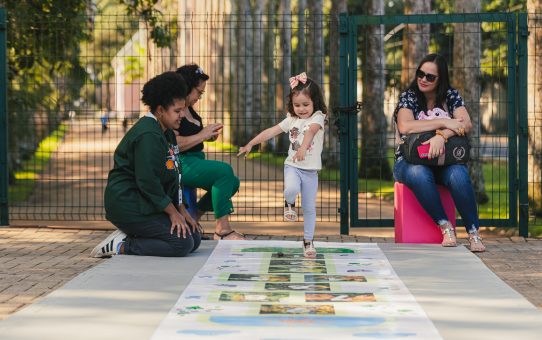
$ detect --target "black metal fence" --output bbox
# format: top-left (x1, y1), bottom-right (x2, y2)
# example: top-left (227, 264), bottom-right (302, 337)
top-left (6, 11), bottom-right (341, 223)
top-left (2, 9), bottom-right (542, 236)
top-left (343, 13), bottom-right (521, 231)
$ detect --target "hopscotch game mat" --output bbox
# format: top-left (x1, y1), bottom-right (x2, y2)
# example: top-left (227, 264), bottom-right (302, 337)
top-left (152, 240), bottom-right (442, 339)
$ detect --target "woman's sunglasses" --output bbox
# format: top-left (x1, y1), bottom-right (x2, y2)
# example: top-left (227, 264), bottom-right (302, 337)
top-left (416, 70), bottom-right (438, 83)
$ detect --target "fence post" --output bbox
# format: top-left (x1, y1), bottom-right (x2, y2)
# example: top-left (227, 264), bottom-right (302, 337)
top-left (507, 14), bottom-right (518, 229)
top-left (0, 9), bottom-right (8, 226)
top-left (339, 13), bottom-right (350, 235)
top-left (517, 12), bottom-right (529, 237)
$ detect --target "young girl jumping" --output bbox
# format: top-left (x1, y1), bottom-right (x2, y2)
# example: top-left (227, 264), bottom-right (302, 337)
top-left (237, 72), bottom-right (327, 258)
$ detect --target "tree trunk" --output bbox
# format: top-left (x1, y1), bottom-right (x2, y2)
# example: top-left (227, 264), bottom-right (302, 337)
top-left (252, 0), bottom-right (265, 137)
top-left (307, 0), bottom-right (324, 85)
top-left (528, 0), bottom-right (542, 214)
top-left (326, 0), bottom-right (348, 167)
top-left (278, 0), bottom-right (292, 152)
top-left (232, 1), bottom-right (247, 145)
top-left (263, 0), bottom-right (278, 151)
top-left (401, 0), bottom-right (431, 88)
top-left (360, 0), bottom-right (392, 180)
top-left (453, 0), bottom-right (488, 204)
top-left (295, 0), bottom-right (306, 73)
top-left (242, 0), bottom-right (254, 136)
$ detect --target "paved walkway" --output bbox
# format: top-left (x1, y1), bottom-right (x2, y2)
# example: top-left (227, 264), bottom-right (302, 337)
top-left (0, 227), bottom-right (541, 321)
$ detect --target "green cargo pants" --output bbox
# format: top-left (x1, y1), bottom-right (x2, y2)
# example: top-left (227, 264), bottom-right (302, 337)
top-left (180, 151), bottom-right (240, 219)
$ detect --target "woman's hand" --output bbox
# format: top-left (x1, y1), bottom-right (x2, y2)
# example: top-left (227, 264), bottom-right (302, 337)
top-left (179, 205), bottom-right (202, 234)
top-left (237, 144), bottom-right (253, 158)
top-left (293, 146), bottom-right (307, 162)
top-left (422, 135), bottom-right (446, 159)
top-left (168, 211), bottom-right (191, 239)
top-left (202, 123), bottom-right (223, 141)
top-left (444, 119), bottom-right (466, 136)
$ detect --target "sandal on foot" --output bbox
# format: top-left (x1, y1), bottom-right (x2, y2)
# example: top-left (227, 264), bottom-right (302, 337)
top-left (468, 231), bottom-right (486, 252)
top-left (303, 239), bottom-right (317, 258)
top-left (284, 203), bottom-right (298, 222)
top-left (440, 223), bottom-right (457, 247)
top-left (213, 230), bottom-right (246, 240)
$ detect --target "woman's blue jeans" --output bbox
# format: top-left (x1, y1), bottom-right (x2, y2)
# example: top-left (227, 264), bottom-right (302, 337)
top-left (393, 158), bottom-right (479, 232)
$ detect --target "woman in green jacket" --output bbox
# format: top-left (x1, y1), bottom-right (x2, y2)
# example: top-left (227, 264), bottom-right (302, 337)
top-left (91, 71), bottom-right (201, 257)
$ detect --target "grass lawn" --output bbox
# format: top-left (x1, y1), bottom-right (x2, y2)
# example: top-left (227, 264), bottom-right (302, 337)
top-left (9, 123), bottom-right (68, 203)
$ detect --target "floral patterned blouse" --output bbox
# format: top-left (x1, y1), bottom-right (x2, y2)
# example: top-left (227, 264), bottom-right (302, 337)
top-left (393, 88), bottom-right (465, 159)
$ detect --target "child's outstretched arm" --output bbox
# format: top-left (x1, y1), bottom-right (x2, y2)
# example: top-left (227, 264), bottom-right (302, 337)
top-left (293, 123), bottom-right (321, 162)
top-left (237, 125), bottom-right (283, 157)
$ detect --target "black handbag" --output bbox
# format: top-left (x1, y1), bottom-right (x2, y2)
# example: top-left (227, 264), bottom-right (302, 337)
top-left (399, 131), bottom-right (470, 166)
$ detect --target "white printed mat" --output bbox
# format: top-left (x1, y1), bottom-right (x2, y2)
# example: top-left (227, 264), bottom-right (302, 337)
top-left (151, 240), bottom-right (441, 339)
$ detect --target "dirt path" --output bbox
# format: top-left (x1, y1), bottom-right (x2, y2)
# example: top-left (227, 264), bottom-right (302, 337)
top-left (10, 118), bottom-right (393, 224)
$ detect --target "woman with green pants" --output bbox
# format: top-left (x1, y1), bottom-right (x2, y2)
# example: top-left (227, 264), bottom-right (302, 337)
top-left (175, 64), bottom-right (244, 240)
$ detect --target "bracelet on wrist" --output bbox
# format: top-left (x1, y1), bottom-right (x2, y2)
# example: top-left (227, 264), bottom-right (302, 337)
top-left (435, 130), bottom-right (448, 143)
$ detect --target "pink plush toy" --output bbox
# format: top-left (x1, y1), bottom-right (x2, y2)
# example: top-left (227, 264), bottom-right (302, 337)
top-left (418, 107), bottom-right (450, 120)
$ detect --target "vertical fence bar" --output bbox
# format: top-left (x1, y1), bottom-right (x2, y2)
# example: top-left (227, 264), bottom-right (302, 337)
top-left (347, 18), bottom-right (356, 225)
top-left (507, 14), bottom-right (518, 228)
top-left (347, 19), bottom-right (358, 229)
top-left (0, 10), bottom-right (8, 226)
top-left (517, 12), bottom-right (529, 237)
top-left (339, 13), bottom-right (350, 235)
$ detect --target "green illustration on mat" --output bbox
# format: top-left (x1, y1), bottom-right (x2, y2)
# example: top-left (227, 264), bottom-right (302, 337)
top-left (305, 292), bottom-right (376, 302)
top-left (227, 274), bottom-right (291, 282)
top-left (219, 291), bottom-right (289, 303)
top-left (268, 265), bottom-right (327, 274)
top-left (264, 282), bottom-right (330, 291)
top-left (260, 304), bottom-right (335, 315)
top-left (240, 247), bottom-right (355, 254)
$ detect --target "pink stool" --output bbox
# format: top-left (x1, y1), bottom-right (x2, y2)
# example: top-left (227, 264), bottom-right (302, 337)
top-left (394, 182), bottom-right (456, 244)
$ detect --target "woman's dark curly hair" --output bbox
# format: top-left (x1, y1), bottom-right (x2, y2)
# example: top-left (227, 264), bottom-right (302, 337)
top-left (175, 63), bottom-right (209, 91)
top-left (408, 53), bottom-right (451, 112)
top-left (141, 71), bottom-right (188, 112)
top-left (286, 77), bottom-right (328, 118)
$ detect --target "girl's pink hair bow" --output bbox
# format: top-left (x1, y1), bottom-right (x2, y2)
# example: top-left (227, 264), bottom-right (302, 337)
top-left (289, 72), bottom-right (308, 89)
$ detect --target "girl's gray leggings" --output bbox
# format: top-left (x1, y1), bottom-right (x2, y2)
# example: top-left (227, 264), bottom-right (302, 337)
top-left (284, 164), bottom-right (318, 240)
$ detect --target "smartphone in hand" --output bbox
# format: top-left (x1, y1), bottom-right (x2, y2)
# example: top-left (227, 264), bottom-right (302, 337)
top-left (417, 144), bottom-right (430, 159)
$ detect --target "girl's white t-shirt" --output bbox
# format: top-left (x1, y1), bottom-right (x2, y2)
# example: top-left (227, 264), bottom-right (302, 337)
top-left (278, 110), bottom-right (326, 170)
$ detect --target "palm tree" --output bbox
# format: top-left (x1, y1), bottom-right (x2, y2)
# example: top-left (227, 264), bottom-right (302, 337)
top-left (400, 0), bottom-right (430, 88)
top-left (527, 0), bottom-right (542, 214)
top-left (359, 0), bottom-right (392, 180)
top-left (326, 0), bottom-right (348, 166)
top-left (453, 0), bottom-right (488, 203)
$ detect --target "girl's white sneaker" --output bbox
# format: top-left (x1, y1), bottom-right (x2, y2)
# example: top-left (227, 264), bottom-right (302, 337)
top-left (303, 239), bottom-right (317, 258)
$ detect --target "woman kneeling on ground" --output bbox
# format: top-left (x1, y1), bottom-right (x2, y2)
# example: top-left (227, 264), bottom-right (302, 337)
top-left (91, 71), bottom-right (201, 258)
top-left (393, 53), bottom-right (485, 252)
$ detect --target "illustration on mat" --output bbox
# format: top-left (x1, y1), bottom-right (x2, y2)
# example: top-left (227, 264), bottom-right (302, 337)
top-left (151, 241), bottom-right (442, 339)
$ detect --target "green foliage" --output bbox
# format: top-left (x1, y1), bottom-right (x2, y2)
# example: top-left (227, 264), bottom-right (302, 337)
top-left (483, 0), bottom-right (525, 12)
top-left (125, 43), bottom-right (145, 83)
top-left (529, 223), bottom-right (542, 238)
top-left (121, 0), bottom-right (176, 48)
top-left (3, 0), bottom-right (92, 180)
top-left (80, 0), bottom-right (139, 109)
top-left (9, 123), bottom-right (68, 203)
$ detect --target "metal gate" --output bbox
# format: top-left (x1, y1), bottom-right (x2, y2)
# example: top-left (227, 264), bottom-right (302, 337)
top-left (338, 13), bottom-right (528, 236)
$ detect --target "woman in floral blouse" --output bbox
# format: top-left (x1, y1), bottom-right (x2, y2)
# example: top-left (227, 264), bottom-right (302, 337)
top-left (393, 53), bottom-right (485, 252)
